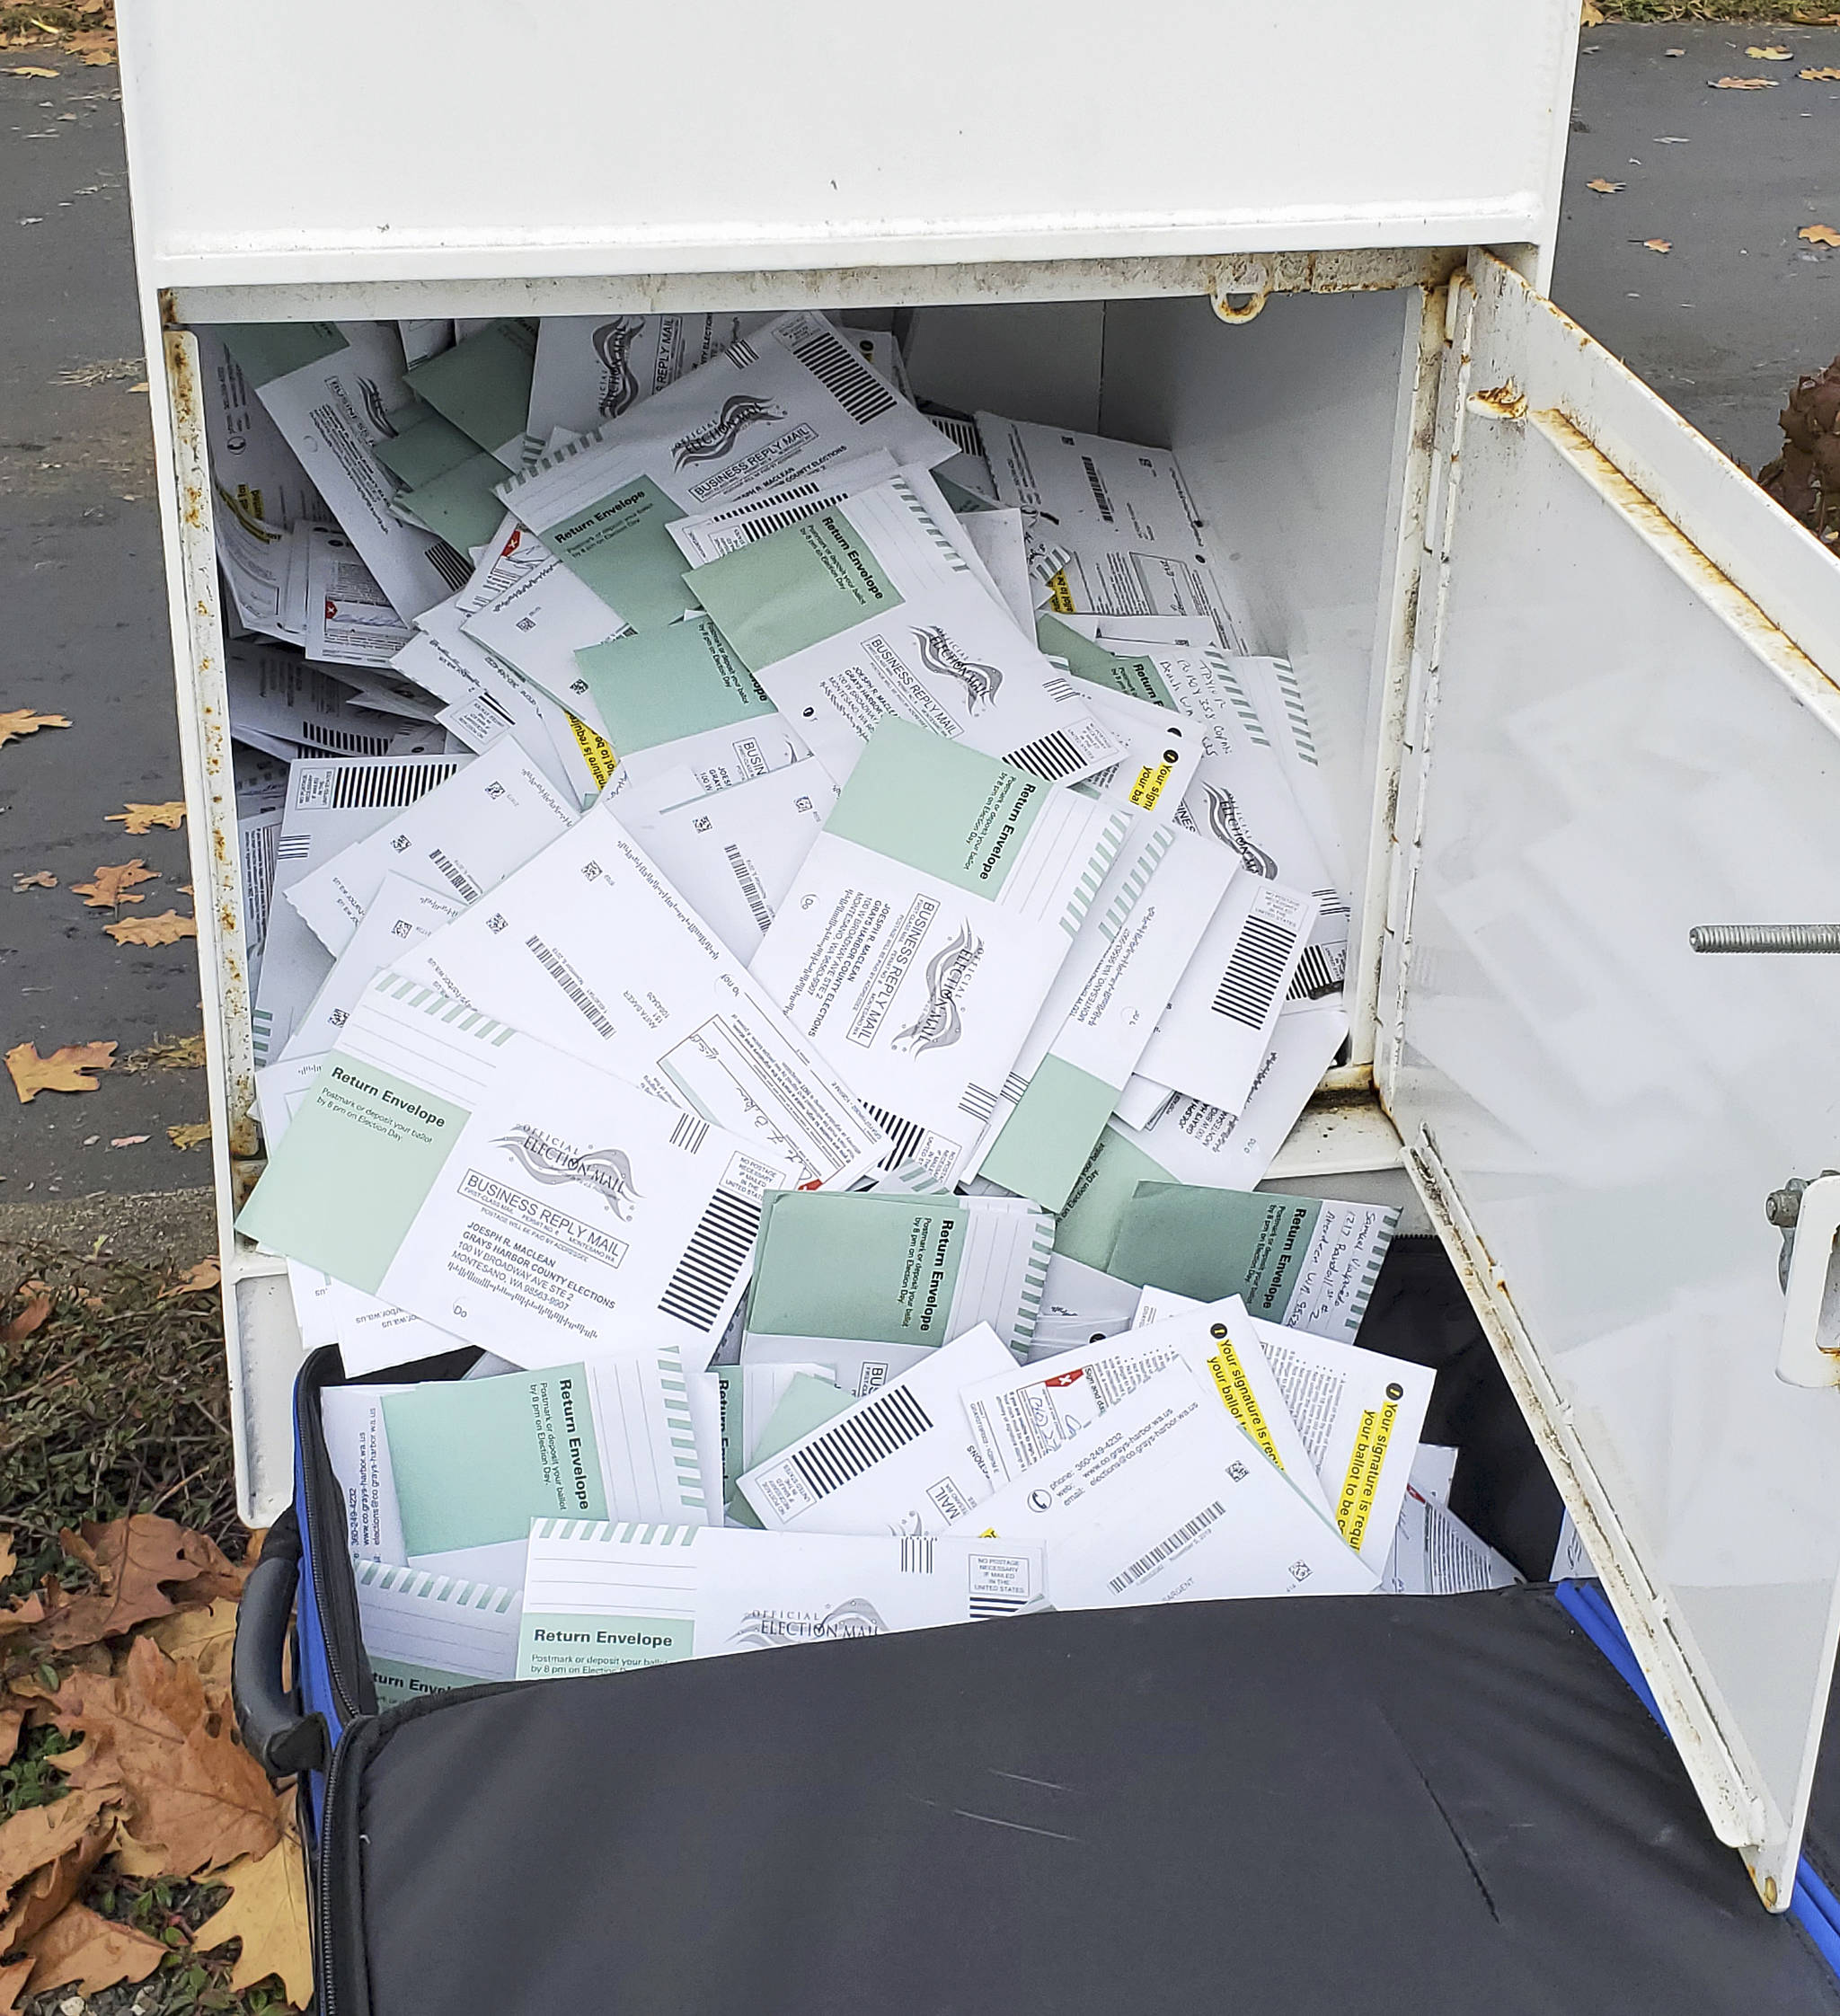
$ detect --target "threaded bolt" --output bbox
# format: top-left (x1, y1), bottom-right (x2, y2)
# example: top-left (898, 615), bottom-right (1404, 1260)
top-left (1689, 924), bottom-right (1840, 954)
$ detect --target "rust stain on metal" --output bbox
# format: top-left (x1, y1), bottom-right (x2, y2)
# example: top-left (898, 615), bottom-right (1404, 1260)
top-left (1471, 381), bottom-right (1528, 421)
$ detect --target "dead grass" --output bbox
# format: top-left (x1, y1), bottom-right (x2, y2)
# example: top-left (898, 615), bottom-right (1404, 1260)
top-left (1592, 2), bottom-right (1840, 20)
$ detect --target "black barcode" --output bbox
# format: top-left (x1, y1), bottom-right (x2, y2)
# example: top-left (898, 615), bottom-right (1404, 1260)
top-left (668, 1110), bottom-right (709, 1154)
top-left (428, 846), bottom-right (482, 902)
top-left (970, 1589), bottom-right (1027, 1618)
top-left (242, 823), bottom-right (277, 941)
top-left (527, 934), bottom-right (617, 1041)
top-left (1000, 1070), bottom-right (1028, 1101)
top-left (958, 1082), bottom-right (998, 1126)
top-left (789, 1384), bottom-right (933, 1501)
top-left (898, 1537), bottom-right (935, 1575)
top-left (326, 758), bottom-right (459, 810)
top-left (1004, 728), bottom-right (1087, 783)
top-left (726, 336), bottom-right (760, 368)
top-left (792, 327), bottom-right (897, 425)
top-left (1287, 942), bottom-right (1346, 1002)
top-left (658, 1187), bottom-right (761, 1332)
top-left (862, 1101), bottom-right (924, 1172)
top-left (276, 832), bottom-right (312, 861)
top-left (1107, 1501), bottom-right (1227, 1594)
top-left (1212, 915), bottom-right (1299, 1028)
top-left (927, 413), bottom-right (982, 455)
top-left (294, 719), bottom-right (395, 756)
top-left (1041, 674), bottom-right (1075, 703)
top-left (721, 843), bottom-right (774, 935)
top-left (1080, 454), bottom-right (1115, 524)
top-left (425, 540), bottom-right (471, 592)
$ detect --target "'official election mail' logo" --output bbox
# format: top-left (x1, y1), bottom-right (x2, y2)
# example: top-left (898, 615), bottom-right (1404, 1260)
top-left (492, 1127), bottom-right (642, 1220)
top-left (892, 923), bottom-right (982, 1056)
top-left (591, 317), bottom-right (646, 420)
top-left (727, 1598), bottom-right (889, 1649)
top-left (913, 627), bottom-right (1003, 713)
top-left (1201, 783), bottom-right (1278, 879)
top-left (356, 376), bottom-right (398, 440)
top-left (671, 394), bottom-right (785, 469)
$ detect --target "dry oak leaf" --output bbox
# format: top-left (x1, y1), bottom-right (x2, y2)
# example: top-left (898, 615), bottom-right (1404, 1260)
top-left (1800, 66), bottom-right (1840, 79)
top-left (0, 1955), bottom-right (28, 2016)
top-left (4, 64), bottom-right (58, 75)
top-left (0, 1785), bottom-right (121, 1923)
top-left (4, 1040), bottom-right (116, 1104)
top-left (1579, 0), bottom-right (1604, 22)
top-left (35, 1515), bottom-right (211, 1651)
top-left (1800, 225), bottom-right (1840, 246)
top-left (10, 873), bottom-right (55, 892)
top-left (193, 1822), bottom-right (314, 2007)
top-left (22, 1902), bottom-right (164, 1998)
top-left (47, 1636), bottom-right (281, 1876)
top-left (103, 909), bottom-right (197, 946)
top-left (71, 860), bottom-right (156, 909)
top-left (0, 1797), bottom-right (119, 1955)
top-left (0, 1707), bottom-right (20, 1770)
top-left (104, 801), bottom-right (184, 835)
top-left (1747, 45), bottom-right (1793, 59)
top-left (1712, 75), bottom-right (1777, 88)
top-left (0, 1295), bottom-right (52, 1344)
top-left (1643, 239), bottom-right (1672, 253)
top-left (1586, 178), bottom-right (1624, 193)
top-left (146, 1597), bottom-right (239, 1695)
top-left (0, 1534), bottom-right (13, 1580)
top-left (102, 1812), bottom-right (173, 1879)
top-left (158, 1257), bottom-right (220, 1300)
top-left (0, 711), bottom-right (70, 749)
top-left (0, 1593), bottom-right (46, 1640)
top-left (166, 1121), bottom-right (211, 1152)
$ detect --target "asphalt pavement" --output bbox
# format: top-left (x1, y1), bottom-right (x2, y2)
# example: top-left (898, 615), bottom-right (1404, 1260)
top-left (1, 23), bottom-right (1837, 1249)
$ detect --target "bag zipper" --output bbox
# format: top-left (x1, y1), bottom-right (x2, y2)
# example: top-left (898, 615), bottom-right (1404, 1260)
top-left (296, 1350), bottom-right (371, 1727)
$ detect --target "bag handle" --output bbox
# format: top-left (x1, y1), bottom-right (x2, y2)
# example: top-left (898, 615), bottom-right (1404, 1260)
top-left (233, 1507), bottom-right (331, 1780)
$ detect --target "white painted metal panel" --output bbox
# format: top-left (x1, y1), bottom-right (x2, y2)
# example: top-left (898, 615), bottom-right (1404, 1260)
top-left (116, 0), bottom-right (1578, 289)
top-left (1388, 255), bottom-right (1840, 1906)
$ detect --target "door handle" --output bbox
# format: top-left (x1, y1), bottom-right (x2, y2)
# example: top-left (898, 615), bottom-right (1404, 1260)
top-left (1776, 1173), bottom-right (1840, 1387)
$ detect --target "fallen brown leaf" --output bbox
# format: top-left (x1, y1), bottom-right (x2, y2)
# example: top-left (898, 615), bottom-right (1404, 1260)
top-left (0, 1593), bottom-right (46, 1640)
top-left (0, 1295), bottom-right (52, 1344)
top-left (146, 1597), bottom-right (239, 1695)
top-left (157, 1257), bottom-right (220, 1300)
top-left (122, 1030), bottom-right (206, 1072)
top-left (103, 909), bottom-right (197, 946)
top-left (0, 1802), bottom-right (117, 1953)
top-left (1712, 75), bottom-right (1777, 89)
top-left (1800, 67), bottom-right (1840, 80)
top-left (1747, 45), bottom-right (1793, 59)
top-left (4, 1040), bottom-right (116, 1104)
top-left (167, 1121), bottom-right (211, 1152)
top-left (36, 1515), bottom-right (211, 1650)
top-left (103, 1813), bottom-right (172, 1879)
top-left (1800, 225), bottom-right (1840, 246)
top-left (104, 801), bottom-right (185, 835)
top-left (70, 859), bottom-right (157, 909)
top-left (67, 28), bottom-right (115, 65)
top-left (22, 1902), bottom-right (164, 1998)
top-left (11, 872), bottom-right (55, 892)
top-left (1579, 0), bottom-right (1603, 22)
top-left (193, 1821), bottom-right (314, 2007)
top-left (1586, 178), bottom-right (1623, 194)
top-left (0, 1534), bottom-right (13, 1580)
top-left (0, 1707), bottom-right (20, 1769)
top-left (0, 1785), bottom-right (120, 1921)
top-left (0, 711), bottom-right (71, 749)
top-left (0, 1955), bottom-right (29, 2016)
top-left (47, 1636), bottom-right (281, 1875)
top-left (4, 64), bottom-right (58, 75)
top-left (109, 1134), bottom-right (149, 1148)
top-left (1643, 239), bottom-right (1672, 253)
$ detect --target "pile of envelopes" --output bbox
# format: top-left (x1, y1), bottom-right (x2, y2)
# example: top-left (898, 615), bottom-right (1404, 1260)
top-left (207, 312), bottom-right (1519, 1705)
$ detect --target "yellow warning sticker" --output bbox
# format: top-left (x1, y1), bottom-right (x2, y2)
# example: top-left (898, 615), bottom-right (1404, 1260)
top-left (1129, 760), bottom-right (1173, 809)
top-left (1335, 1397), bottom-right (1400, 1550)
top-left (564, 712), bottom-right (618, 788)
top-left (1045, 569), bottom-right (1075, 615)
top-left (1205, 1344), bottom-right (1283, 1472)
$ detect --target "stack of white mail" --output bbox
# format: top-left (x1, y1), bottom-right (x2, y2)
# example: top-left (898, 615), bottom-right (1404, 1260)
top-left (208, 310), bottom-right (1521, 1708)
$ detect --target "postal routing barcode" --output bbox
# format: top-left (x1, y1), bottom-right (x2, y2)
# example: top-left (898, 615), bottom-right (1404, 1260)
top-left (722, 844), bottom-right (776, 934)
top-left (428, 847), bottom-right (483, 903)
top-left (1287, 942), bottom-right (1346, 1003)
top-left (1107, 1500), bottom-right (1227, 1594)
top-left (243, 824), bottom-right (278, 939)
top-left (425, 540), bottom-right (472, 593)
top-left (1211, 915), bottom-right (1299, 1027)
top-left (862, 1101), bottom-right (924, 1171)
top-left (657, 1188), bottom-right (761, 1332)
top-left (1081, 455), bottom-right (1116, 524)
top-left (1005, 728), bottom-right (1087, 783)
top-left (327, 760), bottom-right (459, 811)
top-left (526, 935), bottom-right (618, 1041)
top-left (788, 1385), bottom-right (935, 1501)
top-left (792, 328), bottom-right (897, 425)
top-left (296, 721), bottom-right (394, 758)
top-left (930, 414), bottom-right (982, 457)
top-left (958, 1083), bottom-right (998, 1127)
top-left (898, 1537), bottom-right (935, 1575)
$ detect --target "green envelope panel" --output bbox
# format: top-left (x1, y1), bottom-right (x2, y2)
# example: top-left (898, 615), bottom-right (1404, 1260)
top-left (687, 505), bottom-right (904, 669)
top-left (978, 1054), bottom-right (1119, 1215)
top-left (575, 614), bottom-right (773, 754)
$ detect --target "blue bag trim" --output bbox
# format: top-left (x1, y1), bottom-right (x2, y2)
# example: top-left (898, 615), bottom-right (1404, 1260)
top-left (293, 1375), bottom-right (348, 1834)
top-left (1556, 1578), bottom-right (1840, 1978)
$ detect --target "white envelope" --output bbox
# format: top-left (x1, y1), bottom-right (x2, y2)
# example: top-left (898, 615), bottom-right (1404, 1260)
top-left (237, 969), bottom-right (801, 1371)
top-left (517, 1520), bottom-right (1045, 1678)
top-left (524, 313), bottom-right (770, 445)
top-left (320, 1384), bottom-right (411, 1564)
top-left (949, 1360), bottom-right (1376, 1607)
top-left (737, 1324), bottom-right (1013, 1536)
top-left (284, 736), bottom-right (578, 956)
top-left (280, 871), bottom-right (465, 1065)
top-left (399, 799), bottom-right (884, 1192)
top-left (353, 1559), bottom-right (523, 1708)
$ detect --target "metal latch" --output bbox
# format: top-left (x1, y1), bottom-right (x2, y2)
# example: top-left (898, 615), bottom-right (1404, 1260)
top-left (1772, 1173), bottom-right (1840, 1387)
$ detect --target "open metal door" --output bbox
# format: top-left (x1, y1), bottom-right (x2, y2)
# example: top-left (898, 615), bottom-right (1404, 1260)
top-left (1382, 252), bottom-right (1840, 1908)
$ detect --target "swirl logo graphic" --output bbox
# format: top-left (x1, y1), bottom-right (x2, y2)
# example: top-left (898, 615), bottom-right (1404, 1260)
top-left (913, 627), bottom-right (1003, 713)
top-left (727, 1598), bottom-right (888, 1649)
top-left (356, 376), bottom-right (398, 440)
top-left (671, 394), bottom-right (784, 469)
top-left (893, 924), bottom-right (982, 1056)
top-left (1201, 783), bottom-right (1278, 879)
top-left (591, 317), bottom-right (646, 420)
top-left (492, 1127), bottom-right (642, 1220)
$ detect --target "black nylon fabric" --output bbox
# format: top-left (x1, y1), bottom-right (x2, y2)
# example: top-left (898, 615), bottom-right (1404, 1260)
top-left (342, 1585), bottom-right (1840, 2016)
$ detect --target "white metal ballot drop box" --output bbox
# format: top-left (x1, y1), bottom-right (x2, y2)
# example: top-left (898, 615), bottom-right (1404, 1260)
top-left (116, 0), bottom-right (1840, 1915)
